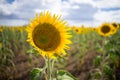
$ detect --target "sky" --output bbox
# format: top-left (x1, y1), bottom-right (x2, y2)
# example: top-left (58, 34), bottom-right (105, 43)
top-left (0, 0), bottom-right (120, 27)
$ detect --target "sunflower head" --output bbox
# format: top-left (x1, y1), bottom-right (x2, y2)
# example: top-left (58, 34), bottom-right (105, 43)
top-left (75, 28), bottom-right (79, 33)
top-left (75, 27), bottom-right (83, 34)
top-left (112, 22), bottom-right (119, 29)
top-left (93, 28), bottom-right (97, 32)
top-left (98, 23), bottom-right (115, 37)
top-left (26, 11), bottom-right (72, 59)
top-left (32, 23), bottom-right (61, 52)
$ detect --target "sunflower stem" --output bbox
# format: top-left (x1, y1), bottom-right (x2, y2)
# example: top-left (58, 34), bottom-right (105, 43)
top-left (43, 57), bottom-right (48, 80)
top-left (47, 57), bottom-right (52, 80)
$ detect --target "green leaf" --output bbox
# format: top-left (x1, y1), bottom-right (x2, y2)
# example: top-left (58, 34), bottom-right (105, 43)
top-left (26, 48), bottom-right (39, 56)
top-left (109, 53), bottom-right (118, 62)
top-left (103, 64), bottom-right (113, 77)
top-left (93, 56), bottom-right (102, 67)
top-left (95, 72), bottom-right (102, 79)
top-left (104, 43), bottom-right (111, 51)
top-left (57, 70), bottom-right (77, 80)
top-left (30, 68), bottom-right (43, 80)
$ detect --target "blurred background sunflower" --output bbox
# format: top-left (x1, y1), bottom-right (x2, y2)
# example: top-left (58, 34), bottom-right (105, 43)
top-left (112, 22), bottom-right (119, 29)
top-left (97, 23), bottom-right (116, 37)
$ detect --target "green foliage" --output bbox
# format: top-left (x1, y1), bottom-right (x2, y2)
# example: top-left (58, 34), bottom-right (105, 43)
top-left (93, 55), bottom-right (102, 67)
top-left (103, 64), bottom-right (114, 78)
top-left (57, 70), bottom-right (77, 80)
top-left (0, 27), bottom-right (30, 79)
top-left (94, 72), bottom-right (102, 79)
top-left (89, 30), bottom-right (120, 80)
top-left (30, 68), bottom-right (43, 80)
top-left (1, 26), bottom-right (120, 80)
top-left (0, 28), bottom-right (15, 66)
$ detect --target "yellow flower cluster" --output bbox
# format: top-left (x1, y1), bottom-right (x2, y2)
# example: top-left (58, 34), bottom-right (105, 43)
top-left (72, 22), bottom-right (119, 37)
top-left (72, 25), bottom-right (97, 34)
top-left (0, 26), bottom-right (26, 33)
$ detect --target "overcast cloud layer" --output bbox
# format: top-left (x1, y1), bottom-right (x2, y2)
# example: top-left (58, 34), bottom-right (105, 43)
top-left (0, 0), bottom-right (120, 27)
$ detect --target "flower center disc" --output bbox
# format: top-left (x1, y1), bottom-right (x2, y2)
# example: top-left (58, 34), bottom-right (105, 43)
top-left (112, 23), bottom-right (117, 28)
top-left (32, 23), bottom-right (61, 51)
top-left (75, 29), bottom-right (78, 32)
top-left (101, 26), bottom-right (110, 34)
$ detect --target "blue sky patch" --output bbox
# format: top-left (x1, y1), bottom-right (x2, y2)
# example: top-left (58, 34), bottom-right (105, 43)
top-left (6, 0), bottom-right (15, 4)
top-left (101, 7), bottom-right (120, 11)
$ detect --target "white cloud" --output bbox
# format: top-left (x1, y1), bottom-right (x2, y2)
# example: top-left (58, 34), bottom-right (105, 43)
top-left (0, 0), bottom-right (6, 4)
top-left (69, 0), bottom-right (94, 5)
top-left (0, 0), bottom-right (44, 16)
top-left (0, 0), bottom-right (120, 27)
top-left (0, 3), bottom-right (17, 15)
top-left (71, 5), bottom-right (80, 9)
top-left (92, 0), bottom-right (120, 8)
top-left (94, 10), bottom-right (120, 23)
top-left (66, 19), bottom-right (101, 27)
top-left (69, 0), bottom-right (120, 8)
top-left (0, 19), bottom-right (28, 26)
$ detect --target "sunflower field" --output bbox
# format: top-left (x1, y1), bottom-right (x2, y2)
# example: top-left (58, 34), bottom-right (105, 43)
top-left (0, 12), bottom-right (120, 80)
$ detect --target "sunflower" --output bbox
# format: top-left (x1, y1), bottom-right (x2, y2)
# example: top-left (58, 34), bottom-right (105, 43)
top-left (112, 22), bottom-right (119, 29)
top-left (74, 27), bottom-right (80, 34)
top-left (26, 11), bottom-right (72, 58)
top-left (71, 26), bottom-right (81, 34)
top-left (93, 28), bottom-right (98, 32)
top-left (18, 27), bottom-right (23, 33)
top-left (97, 23), bottom-right (115, 37)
